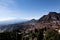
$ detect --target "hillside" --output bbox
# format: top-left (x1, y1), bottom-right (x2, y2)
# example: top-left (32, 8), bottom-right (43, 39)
top-left (0, 12), bottom-right (60, 40)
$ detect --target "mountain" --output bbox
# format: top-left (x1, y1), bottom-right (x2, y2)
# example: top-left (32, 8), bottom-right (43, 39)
top-left (23, 19), bottom-right (37, 24)
top-left (1, 12), bottom-right (60, 40)
top-left (0, 12), bottom-right (60, 33)
top-left (0, 19), bottom-right (28, 33)
top-left (38, 12), bottom-right (60, 23)
top-left (0, 19), bottom-right (36, 33)
top-left (0, 19), bottom-right (27, 25)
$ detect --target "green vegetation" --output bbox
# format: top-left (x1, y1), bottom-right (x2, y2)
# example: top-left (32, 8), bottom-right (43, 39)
top-left (0, 28), bottom-right (60, 40)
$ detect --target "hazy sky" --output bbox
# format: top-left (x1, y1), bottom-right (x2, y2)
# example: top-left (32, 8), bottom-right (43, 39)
top-left (0, 0), bottom-right (60, 21)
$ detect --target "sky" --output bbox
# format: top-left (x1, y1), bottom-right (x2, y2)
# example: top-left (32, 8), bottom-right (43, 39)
top-left (0, 0), bottom-right (60, 21)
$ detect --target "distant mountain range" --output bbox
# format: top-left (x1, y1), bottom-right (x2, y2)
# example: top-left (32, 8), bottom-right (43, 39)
top-left (0, 19), bottom-right (27, 25)
top-left (0, 12), bottom-right (60, 33)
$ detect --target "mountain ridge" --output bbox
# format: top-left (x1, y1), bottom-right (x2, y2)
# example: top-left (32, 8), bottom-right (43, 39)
top-left (0, 12), bottom-right (60, 33)
top-left (38, 12), bottom-right (60, 23)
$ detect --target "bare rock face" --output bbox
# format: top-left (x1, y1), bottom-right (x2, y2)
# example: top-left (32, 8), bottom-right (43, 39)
top-left (35, 12), bottom-right (60, 29)
top-left (38, 12), bottom-right (60, 23)
top-left (48, 12), bottom-right (60, 21)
